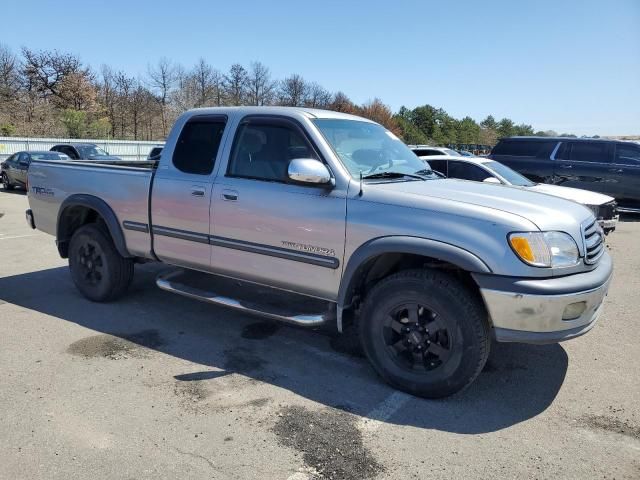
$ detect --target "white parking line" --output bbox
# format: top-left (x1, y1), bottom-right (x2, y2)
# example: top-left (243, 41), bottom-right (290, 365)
top-left (0, 234), bottom-right (37, 241)
top-left (356, 391), bottom-right (413, 433)
top-left (286, 473), bottom-right (310, 480)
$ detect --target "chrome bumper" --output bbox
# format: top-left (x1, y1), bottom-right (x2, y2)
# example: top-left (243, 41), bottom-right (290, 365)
top-left (474, 252), bottom-right (613, 344)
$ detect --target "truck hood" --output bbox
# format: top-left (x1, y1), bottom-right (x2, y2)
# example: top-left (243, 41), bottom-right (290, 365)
top-left (526, 183), bottom-right (614, 206)
top-left (366, 179), bottom-right (594, 231)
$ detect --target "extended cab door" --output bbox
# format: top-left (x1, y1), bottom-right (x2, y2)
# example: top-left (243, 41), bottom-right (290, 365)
top-left (150, 115), bottom-right (227, 269)
top-left (210, 115), bottom-right (346, 300)
top-left (552, 141), bottom-right (615, 195)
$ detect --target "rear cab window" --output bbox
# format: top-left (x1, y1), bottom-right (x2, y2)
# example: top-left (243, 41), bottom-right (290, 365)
top-left (172, 115), bottom-right (227, 175)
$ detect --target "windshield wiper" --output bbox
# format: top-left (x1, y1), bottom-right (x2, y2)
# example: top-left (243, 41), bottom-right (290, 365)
top-left (415, 168), bottom-right (445, 179)
top-left (362, 171), bottom-right (427, 181)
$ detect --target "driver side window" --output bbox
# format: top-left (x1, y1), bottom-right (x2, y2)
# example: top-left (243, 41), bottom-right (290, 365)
top-left (227, 120), bottom-right (318, 183)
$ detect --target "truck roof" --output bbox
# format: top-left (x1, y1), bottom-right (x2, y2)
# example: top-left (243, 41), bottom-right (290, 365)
top-left (183, 106), bottom-right (375, 123)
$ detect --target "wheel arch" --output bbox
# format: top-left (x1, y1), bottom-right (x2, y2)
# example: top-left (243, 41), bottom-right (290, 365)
top-left (337, 236), bottom-right (492, 332)
top-left (56, 194), bottom-right (130, 259)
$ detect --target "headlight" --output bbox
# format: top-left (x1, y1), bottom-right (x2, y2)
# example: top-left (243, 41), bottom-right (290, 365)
top-left (508, 231), bottom-right (580, 268)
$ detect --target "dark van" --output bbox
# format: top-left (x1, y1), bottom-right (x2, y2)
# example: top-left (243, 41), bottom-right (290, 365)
top-left (490, 137), bottom-right (640, 212)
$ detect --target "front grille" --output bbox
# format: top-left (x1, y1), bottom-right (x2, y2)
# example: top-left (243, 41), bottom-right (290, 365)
top-left (582, 219), bottom-right (604, 264)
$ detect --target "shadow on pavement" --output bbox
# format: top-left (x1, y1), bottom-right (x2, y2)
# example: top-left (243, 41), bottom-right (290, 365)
top-left (0, 188), bottom-right (27, 195)
top-left (0, 264), bottom-right (568, 434)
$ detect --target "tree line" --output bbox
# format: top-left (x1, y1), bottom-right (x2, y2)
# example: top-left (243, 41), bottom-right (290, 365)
top-left (0, 44), bottom-right (574, 144)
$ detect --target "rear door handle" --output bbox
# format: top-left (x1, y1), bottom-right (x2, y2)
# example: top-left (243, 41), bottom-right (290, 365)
top-left (222, 189), bottom-right (238, 201)
top-left (559, 164), bottom-right (573, 169)
top-left (609, 168), bottom-right (623, 173)
top-left (191, 186), bottom-right (206, 197)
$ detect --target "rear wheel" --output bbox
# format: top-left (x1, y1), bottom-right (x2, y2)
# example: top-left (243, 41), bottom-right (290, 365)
top-left (359, 269), bottom-right (490, 398)
top-left (2, 173), bottom-right (13, 190)
top-left (68, 224), bottom-right (134, 302)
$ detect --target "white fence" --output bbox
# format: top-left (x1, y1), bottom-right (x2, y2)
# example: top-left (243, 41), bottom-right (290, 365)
top-left (0, 137), bottom-right (164, 161)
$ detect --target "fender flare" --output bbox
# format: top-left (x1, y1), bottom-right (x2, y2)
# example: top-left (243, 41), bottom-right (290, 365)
top-left (56, 194), bottom-right (130, 259)
top-left (336, 236), bottom-right (492, 331)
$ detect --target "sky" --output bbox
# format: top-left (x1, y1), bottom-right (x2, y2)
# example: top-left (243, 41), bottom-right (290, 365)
top-left (2, 0), bottom-right (639, 136)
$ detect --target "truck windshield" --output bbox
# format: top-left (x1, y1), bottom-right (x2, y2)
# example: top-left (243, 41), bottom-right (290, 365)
top-left (313, 119), bottom-right (436, 180)
top-left (483, 161), bottom-right (535, 187)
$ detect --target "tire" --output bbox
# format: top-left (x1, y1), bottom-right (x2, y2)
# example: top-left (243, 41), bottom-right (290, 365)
top-left (358, 269), bottom-right (490, 398)
top-left (2, 173), bottom-right (14, 190)
top-left (68, 223), bottom-right (134, 302)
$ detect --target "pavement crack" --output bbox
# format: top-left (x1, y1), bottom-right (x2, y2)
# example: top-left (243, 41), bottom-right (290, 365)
top-left (171, 446), bottom-right (217, 471)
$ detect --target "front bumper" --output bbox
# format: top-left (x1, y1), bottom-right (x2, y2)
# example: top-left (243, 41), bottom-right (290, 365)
top-left (473, 251), bottom-right (613, 344)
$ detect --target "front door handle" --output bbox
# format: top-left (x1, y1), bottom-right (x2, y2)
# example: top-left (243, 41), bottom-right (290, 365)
top-left (609, 168), bottom-right (623, 173)
top-left (191, 187), bottom-right (206, 197)
top-left (222, 189), bottom-right (239, 201)
top-left (559, 164), bottom-right (573, 169)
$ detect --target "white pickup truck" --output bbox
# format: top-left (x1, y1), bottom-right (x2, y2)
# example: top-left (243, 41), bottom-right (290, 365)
top-left (25, 107), bottom-right (613, 398)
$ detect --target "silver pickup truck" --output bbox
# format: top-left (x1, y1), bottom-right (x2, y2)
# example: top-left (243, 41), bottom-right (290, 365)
top-left (25, 107), bottom-right (613, 398)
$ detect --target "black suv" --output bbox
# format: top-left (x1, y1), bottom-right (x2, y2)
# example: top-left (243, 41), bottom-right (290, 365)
top-left (489, 137), bottom-right (640, 212)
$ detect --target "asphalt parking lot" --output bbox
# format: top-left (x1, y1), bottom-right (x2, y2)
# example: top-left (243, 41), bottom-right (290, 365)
top-left (1, 189), bottom-right (639, 480)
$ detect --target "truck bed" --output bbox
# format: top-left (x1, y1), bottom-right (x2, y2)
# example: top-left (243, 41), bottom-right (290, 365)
top-left (27, 159), bottom-right (155, 258)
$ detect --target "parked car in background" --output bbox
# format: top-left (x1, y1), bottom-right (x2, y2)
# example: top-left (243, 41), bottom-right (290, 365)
top-left (1, 151), bottom-right (69, 190)
top-left (457, 150), bottom-right (475, 157)
top-left (147, 146), bottom-right (163, 160)
top-left (25, 106), bottom-right (613, 398)
top-left (489, 137), bottom-right (640, 213)
top-left (408, 145), bottom-right (461, 157)
top-left (414, 151), bottom-right (618, 234)
top-left (50, 143), bottom-right (121, 161)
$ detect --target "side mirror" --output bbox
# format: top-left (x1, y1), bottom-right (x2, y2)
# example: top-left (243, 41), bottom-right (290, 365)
top-left (19, 160), bottom-right (30, 167)
top-left (288, 158), bottom-right (333, 185)
top-left (482, 176), bottom-right (501, 184)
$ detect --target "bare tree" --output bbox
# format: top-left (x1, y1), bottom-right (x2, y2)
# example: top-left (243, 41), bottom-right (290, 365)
top-left (329, 91), bottom-right (356, 113)
top-left (278, 74), bottom-right (308, 106)
top-left (305, 82), bottom-right (332, 108)
top-left (0, 44), bottom-right (20, 102)
top-left (223, 64), bottom-right (248, 106)
top-left (147, 57), bottom-right (177, 136)
top-left (247, 61), bottom-right (276, 106)
top-left (98, 65), bottom-right (117, 138)
top-left (192, 58), bottom-right (215, 107)
top-left (21, 48), bottom-right (86, 100)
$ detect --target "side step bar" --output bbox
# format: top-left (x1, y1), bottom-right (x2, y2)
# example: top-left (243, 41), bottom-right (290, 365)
top-left (156, 269), bottom-right (333, 327)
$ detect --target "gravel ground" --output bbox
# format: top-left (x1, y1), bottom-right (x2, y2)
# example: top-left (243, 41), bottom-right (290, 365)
top-left (1, 189), bottom-right (639, 479)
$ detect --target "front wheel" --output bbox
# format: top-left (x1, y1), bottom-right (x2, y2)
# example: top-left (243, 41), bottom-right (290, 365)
top-left (2, 173), bottom-right (14, 190)
top-left (359, 269), bottom-right (490, 398)
top-left (68, 224), bottom-right (134, 302)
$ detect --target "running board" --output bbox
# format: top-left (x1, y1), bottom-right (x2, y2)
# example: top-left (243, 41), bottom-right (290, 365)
top-left (156, 269), bottom-right (333, 327)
